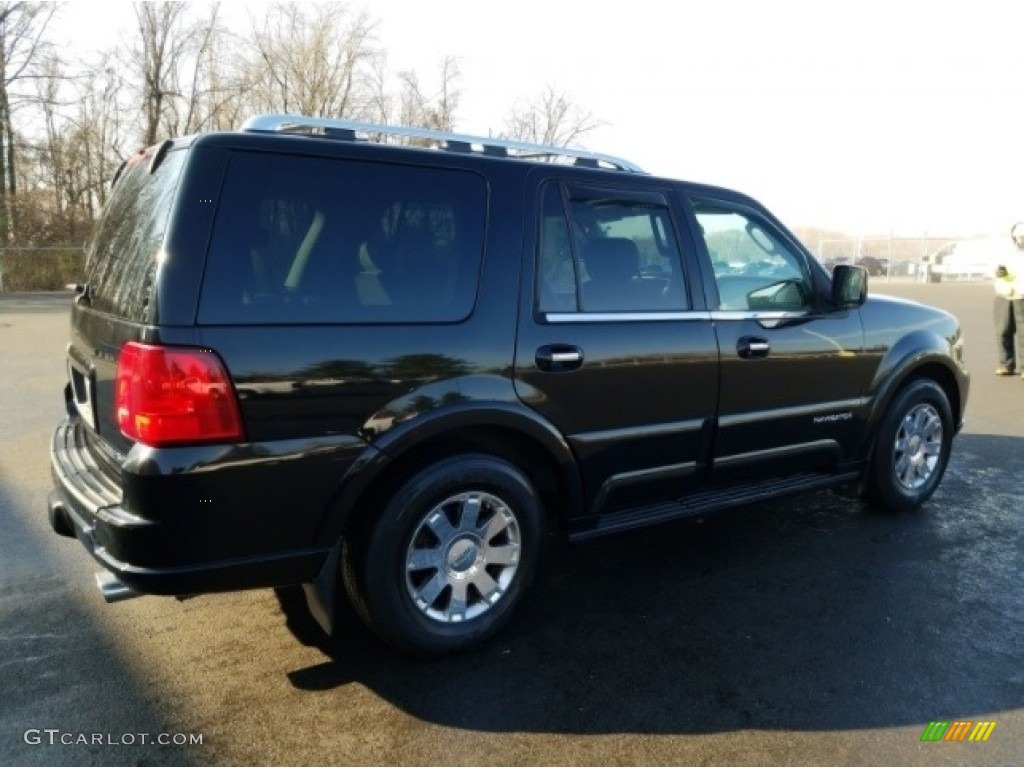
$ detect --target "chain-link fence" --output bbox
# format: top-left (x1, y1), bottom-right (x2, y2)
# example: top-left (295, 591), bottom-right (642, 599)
top-left (812, 235), bottom-right (958, 278)
top-left (0, 247), bottom-right (85, 292)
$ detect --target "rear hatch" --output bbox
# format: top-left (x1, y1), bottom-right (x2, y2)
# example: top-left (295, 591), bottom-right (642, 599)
top-left (65, 142), bottom-right (189, 462)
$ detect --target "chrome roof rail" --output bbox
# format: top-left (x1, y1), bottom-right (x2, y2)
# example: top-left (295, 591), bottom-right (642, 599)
top-left (238, 114), bottom-right (645, 174)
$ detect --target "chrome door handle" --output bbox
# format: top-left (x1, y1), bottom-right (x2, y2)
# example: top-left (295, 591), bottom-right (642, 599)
top-left (737, 337), bottom-right (770, 359)
top-left (536, 345), bottom-right (584, 372)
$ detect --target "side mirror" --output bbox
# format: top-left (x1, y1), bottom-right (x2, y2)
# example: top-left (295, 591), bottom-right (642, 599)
top-left (832, 265), bottom-right (867, 308)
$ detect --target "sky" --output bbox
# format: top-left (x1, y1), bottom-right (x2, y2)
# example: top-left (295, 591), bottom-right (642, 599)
top-left (49, 0), bottom-right (1024, 238)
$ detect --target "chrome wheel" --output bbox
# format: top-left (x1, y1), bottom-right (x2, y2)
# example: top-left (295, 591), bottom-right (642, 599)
top-left (867, 379), bottom-right (953, 512)
top-left (404, 491), bottom-right (521, 624)
top-left (893, 402), bottom-right (943, 491)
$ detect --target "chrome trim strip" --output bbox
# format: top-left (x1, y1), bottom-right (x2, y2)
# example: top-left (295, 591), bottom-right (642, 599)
top-left (544, 311), bottom-right (712, 323)
top-left (603, 461), bottom-right (697, 486)
top-left (713, 440), bottom-right (840, 468)
top-left (718, 398), bottom-right (867, 428)
top-left (570, 418), bottom-right (706, 446)
top-left (710, 310), bottom-right (810, 322)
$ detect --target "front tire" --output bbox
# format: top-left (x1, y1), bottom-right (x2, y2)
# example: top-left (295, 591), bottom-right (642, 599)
top-left (866, 378), bottom-right (953, 511)
top-left (346, 454), bottom-right (543, 656)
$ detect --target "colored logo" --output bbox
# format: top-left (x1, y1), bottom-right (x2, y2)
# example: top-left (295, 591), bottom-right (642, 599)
top-left (920, 721), bottom-right (996, 742)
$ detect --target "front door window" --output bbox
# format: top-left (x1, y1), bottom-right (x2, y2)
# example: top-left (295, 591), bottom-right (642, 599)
top-left (695, 205), bottom-right (813, 313)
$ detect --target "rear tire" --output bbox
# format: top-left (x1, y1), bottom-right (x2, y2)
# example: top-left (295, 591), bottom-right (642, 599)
top-left (345, 454), bottom-right (543, 657)
top-left (865, 379), bottom-right (953, 511)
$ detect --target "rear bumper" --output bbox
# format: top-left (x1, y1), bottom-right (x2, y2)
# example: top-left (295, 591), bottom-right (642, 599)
top-left (48, 418), bottom-right (334, 596)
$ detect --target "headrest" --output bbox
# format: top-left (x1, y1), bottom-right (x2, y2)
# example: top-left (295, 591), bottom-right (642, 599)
top-left (584, 238), bottom-right (639, 282)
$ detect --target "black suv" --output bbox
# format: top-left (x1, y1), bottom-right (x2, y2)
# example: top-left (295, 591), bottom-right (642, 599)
top-left (48, 115), bottom-right (970, 655)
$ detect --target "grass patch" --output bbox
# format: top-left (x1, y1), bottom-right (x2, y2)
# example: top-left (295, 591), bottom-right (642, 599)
top-left (0, 248), bottom-right (84, 291)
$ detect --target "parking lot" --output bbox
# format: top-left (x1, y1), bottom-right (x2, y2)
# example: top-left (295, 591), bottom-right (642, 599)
top-left (1, 281), bottom-right (1021, 766)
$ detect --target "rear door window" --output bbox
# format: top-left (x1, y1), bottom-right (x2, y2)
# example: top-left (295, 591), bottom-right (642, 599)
top-left (198, 152), bottom-right (487, 324)
top-left (537, 182), bottom-right (688, 314)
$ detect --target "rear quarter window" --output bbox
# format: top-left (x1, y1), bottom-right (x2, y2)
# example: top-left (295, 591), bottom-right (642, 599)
top-left (198, 152), bottom-right (487, 325)
top-left (85, 147), bottom-right (187, 320)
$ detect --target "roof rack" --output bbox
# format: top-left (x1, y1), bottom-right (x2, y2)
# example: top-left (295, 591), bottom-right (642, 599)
top-left (238, 114), bottom-right (645, 174)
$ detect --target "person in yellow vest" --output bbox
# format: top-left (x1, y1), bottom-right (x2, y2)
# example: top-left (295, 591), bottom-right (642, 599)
top-left (993, 222), bottom-right (1024, 377)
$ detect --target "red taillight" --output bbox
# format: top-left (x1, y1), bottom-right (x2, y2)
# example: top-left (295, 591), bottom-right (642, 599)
top-left (115, 342), bottom-right (244, 447)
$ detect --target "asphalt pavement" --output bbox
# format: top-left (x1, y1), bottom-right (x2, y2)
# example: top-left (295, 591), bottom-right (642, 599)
top-left (1, 283), bottom-right (1021, 766)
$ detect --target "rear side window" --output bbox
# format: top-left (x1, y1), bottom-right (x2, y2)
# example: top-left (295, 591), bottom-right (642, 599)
top-left (199, 152), bottom-right (487, 324)
top-left (85, 147), bottom-right (187, 320)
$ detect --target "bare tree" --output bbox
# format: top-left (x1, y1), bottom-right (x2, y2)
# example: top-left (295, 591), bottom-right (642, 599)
top-left (433, 56), bottom-right (461, 132)
top-left (23, 53), bottom-right (111, 243)
top-left (129, 2), bottom-right (226, 145)
top-left (0, 0), bottom-right (482, 257)
top-left (243, 2), bottom-right (378, 118)
top-left (80, 56), bottom-right (129, 213)
top-left (36, 54), bottom-right (64, 223)
top-left (132, 2), bottom-right (185, 145)
top-left (398, 56), bottom-right (462, 132)
top-left (0, 1), bottom-right (54, 241)
top-left (503, 85), bottom-right (604, 147)
top-left (174, 3), bottom-right (223, 135)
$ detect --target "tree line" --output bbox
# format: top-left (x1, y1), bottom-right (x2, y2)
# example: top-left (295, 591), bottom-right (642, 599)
top-left (0, 1), bottom-right (602, 249)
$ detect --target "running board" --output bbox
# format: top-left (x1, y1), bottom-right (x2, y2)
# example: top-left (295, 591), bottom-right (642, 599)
top-left (570, 471), bottom-right (861, 541)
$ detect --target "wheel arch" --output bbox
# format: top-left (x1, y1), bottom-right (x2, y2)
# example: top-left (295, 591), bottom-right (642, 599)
top-left (861, 326), bottom-right (968, 458)
top-left (313, 402), bottom-right (583, 549)
top-left (861, 356), bottom-right (964, 465)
